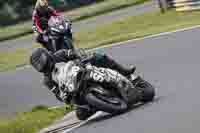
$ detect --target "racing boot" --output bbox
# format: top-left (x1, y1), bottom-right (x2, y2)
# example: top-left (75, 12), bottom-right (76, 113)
top-left (74, 105), bottom-right (96, 120)
top-left (103, 55), bottom-right (136, 76)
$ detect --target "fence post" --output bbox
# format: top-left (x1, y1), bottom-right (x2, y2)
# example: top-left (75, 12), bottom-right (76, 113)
top-left (157, 0), bottom-right (170, 13)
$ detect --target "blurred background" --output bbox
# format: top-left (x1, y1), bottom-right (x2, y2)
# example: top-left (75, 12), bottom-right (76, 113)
top-left (0, 0), bottom-right (104, 26)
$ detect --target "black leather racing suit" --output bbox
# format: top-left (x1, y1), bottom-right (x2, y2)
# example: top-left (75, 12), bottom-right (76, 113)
top-left (44, 49), bottom-right (134, 101)
top-left (43, 49), bottom-right (134, 119)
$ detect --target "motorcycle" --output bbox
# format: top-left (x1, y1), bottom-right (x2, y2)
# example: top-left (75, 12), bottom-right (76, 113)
top-left (51, 50), bottom-right (155, 120)
top-left (46, 15), bottom-right (74, 52)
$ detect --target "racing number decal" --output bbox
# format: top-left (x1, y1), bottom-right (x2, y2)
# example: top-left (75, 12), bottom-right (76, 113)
top-left (71, 66), bottom-right (80, 77)
top-left (90, 71), bottom-right (104, 82)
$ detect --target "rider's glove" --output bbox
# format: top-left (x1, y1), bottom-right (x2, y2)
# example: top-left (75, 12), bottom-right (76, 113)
top-left (74, 49), bottom-right (88, 59)
top-left (65, 49), bottom-right (77, 59)
top-left (42, 30), bottom-right (48, 35)
top-left (32, 25), bottom-right (37, 33)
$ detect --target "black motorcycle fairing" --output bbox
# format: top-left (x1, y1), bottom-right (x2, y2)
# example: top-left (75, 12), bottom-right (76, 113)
top-left (51, 60), bottom-right (155, 114)
top-left (45, 16), bottom-right (74, 52)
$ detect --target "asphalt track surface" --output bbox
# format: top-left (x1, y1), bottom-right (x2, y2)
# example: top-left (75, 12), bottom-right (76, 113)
top-left (0, 1), bottom-right (157, 51)
top-left (69, 27), bottom-right (200, 133)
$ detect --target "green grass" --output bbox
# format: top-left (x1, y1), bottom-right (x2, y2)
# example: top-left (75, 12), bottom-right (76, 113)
top-left (74, 10), bottom-right (200, 49)
top-left (0, 22), bottom-right (32, 42)
top-left (0, 105), bottom-right (70, 133)
top-left (0, 48), bottom-right (29, 71)
top-left (0, 0), bottom-right (149, 42)
top-left (64, 0), bottom-right (149, 21)
top-left (2, 10), bottom-right (200, 72)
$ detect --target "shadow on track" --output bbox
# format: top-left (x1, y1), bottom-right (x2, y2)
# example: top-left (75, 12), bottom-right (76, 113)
top-left (87, 96), bottom-right (162, 124)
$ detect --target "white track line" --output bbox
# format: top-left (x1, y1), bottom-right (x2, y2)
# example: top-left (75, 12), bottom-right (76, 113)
top-left (48, 105), bottom-right (65, 110)
top-left (15, 65), bottom-right (31, 71)
top-left (62, 111), bottom-right (104, 133)
top-left (91, 24), bottom-right (200, 51)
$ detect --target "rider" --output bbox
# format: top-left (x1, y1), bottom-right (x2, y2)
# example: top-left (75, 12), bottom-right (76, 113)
top-left (30, 48), bottom-right (135, 119)
top-left (32, 0), bottom-right (72, 51)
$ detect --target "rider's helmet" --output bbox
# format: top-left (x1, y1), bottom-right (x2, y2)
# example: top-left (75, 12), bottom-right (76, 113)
top-left (30, 48), bottom-right (55, 73)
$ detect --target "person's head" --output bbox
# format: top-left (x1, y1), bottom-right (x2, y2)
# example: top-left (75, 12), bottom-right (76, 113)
top-left (30, 48), bottom-right (55, 73)
top-left (35, 0), bottom-right (49, 9)
top-left (35, 0), bottom-right (50, 23)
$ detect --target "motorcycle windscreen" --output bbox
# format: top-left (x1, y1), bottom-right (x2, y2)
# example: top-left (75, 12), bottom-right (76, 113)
top-left (48, 16), bottom-right (68, 32)
top-left (48, 16), bottom-right (64, 27)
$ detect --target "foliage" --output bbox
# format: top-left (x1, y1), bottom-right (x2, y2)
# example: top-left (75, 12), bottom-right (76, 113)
top-left (0, 0), bottom-right (103, 26)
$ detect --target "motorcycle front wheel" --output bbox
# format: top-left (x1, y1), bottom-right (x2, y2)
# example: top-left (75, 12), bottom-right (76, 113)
top-left (85, 88), bottom-right (127, 114)
top-left (135, 77), bottom-right (155, 103)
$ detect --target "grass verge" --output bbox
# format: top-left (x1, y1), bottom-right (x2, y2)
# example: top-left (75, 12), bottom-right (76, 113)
top-left (0, 0), bottom-right (149, 42)
top-left (74, 10), bottom-right (200, 49)
top-left (0, 105), bottom-right (70, 133)
top-left (2, 10), bottom-right (200, 72)
top-left (64, 0), bottom-right (149, 21)
top-left (0, 48), bottom-right (29, 71)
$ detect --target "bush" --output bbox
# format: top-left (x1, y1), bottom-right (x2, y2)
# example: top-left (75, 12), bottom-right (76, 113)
top-left (0, 0), bottom-right (103, 26)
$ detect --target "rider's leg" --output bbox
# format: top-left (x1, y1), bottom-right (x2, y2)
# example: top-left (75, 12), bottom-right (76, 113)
top-left (35, 33), bottom-right (52, 51)
top-left (93, 52), bottom-right (135, 76)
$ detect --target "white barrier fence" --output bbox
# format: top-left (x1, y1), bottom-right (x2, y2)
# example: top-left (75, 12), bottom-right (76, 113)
top-left (172, 0), bottom-right (200, 11)
top-left (158, 0), bottom-right (200, 11)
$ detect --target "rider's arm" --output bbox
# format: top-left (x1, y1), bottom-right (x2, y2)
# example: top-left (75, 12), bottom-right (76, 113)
top-left (43, 72), bottom-right (74, 103)
top-left (48, 6), bottom-right (71, 24)
top-left (32, 10), bottom-right (43, 33)
top-left (53, 49), bottom-right (78, 62)
top-left (48, 6), bottom-right (60, 16)
top-left (43, 74), bottom-right (64, 102)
